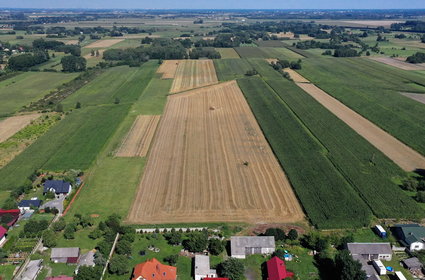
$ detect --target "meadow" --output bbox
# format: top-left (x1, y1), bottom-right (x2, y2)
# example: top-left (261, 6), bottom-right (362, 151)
top-left (215, 48), bottom-right (240, 58)
top-left (0, 72), bottom-right (78, 116)
top-left (299, 57), bottom-right (425, 156)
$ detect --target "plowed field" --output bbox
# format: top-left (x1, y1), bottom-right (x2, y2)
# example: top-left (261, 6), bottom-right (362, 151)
top-left (170, 60), bottom-right (218, 93)
top-left (127, 81), bottom-right (303, 224)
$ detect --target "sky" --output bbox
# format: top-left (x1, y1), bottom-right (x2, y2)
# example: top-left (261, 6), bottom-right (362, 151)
top-left (0, 0), bottom-right (424, 10)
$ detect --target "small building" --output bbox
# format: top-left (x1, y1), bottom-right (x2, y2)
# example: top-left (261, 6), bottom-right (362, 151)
top-left (0, 225), bottom-right (7, 247)
top-left (372, 260), bottom-right (386, 275)
top-left (347, 243), bottom-right (392, 261)
top-left (45, 276), bottom-right (74, 280)
top-left (51, 248), bottom-right (80, 264)
top-left (43, 180), bottom-right (72, 197)
top-left (77, 250), bottom-right (95, 267)
top-left (131, 258), bottom-right (177, 280)
top-left (266, 256), bottom-right (294, 280)
top-left (393, 224), bottom-right (425, 251)
top-left (18, 200), bottom-right (43, 213)
top-left (402, 257), bottom-right (423, 273)
top-left (230, 236), bottom-right (275, 259)
top-left (395, 271), bottom-right (408, 280)
top-left (0, 209), bottom-right (20, 227)
top-left (20, 259), bottom-right (42, 280)
top-left (374, 225), bottom-right (387, 238)
top-left (194, 255), bottom-right (217, 280)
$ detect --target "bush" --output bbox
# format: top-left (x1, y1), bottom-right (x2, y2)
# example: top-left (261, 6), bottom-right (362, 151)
top-left (164, 254), bottom-right (179, 266)
top-left (109, 255), bottom-right (129, 275)
top-left (182, 232), bottom-right (208, 253)
top-left (208, 239), bottom-right (224, 255)
top-left (406, 52), bottom-right (425, 64)
top-left (217, 258), bottom-right (245, 280)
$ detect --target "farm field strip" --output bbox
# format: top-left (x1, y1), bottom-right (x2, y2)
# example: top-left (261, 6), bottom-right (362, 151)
top-left (157, 60), bottom-right (179, 79)
top-left (170, 60), bottom-right (218, 93)
top-left (234, 47), bottom-right (269, 58)
top-left (261, 47), bottom-right (304, 60)
top-left (401, 92), bottom-right (425, 105)
top-left (295, 79), bottom-right (425, 171)
top-left (83, 39), bottom-right (124, 48)
top-left (215, 48), bottom-right (240, 59)
top-left (128, 81), bottom-right (304, 224)
top-left (283, 68), bottom-right (309, 83)
top-left (368, 56), bottom-right (425, 71)
top-left (0, 113), bottom-right (41, 143)
top-left (116, 115), bottom-right (160, 157)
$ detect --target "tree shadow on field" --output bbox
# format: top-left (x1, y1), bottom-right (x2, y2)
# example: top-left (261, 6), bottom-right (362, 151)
top-left (314, 255), bottom-right (337, 280)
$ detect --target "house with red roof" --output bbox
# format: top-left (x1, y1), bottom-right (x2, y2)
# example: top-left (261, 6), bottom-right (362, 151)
top-left (0, 225), bottom-right (7, 247)
top-left (0, 209), bottom-right (20, 227)
top-left (131, 258), bottom-right (177, 280)
top-left (267, 256), bottom-right (294, 280)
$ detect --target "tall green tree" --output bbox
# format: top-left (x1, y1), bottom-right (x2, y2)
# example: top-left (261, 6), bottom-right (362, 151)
top-left (218, 258), bottom-right (245, 280)
top-left (334, 250), bottom-right (366, 280)
top-left (61, 55), bottom-right (86, 72)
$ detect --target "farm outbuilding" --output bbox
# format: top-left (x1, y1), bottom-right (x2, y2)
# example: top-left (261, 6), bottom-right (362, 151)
top-left (230, 236), bottom-right (275, 259)
top-left (194, 255), bottom-right (217, 280)
top-left (51, 247), bottom-right (80, 264)
top-left (393, 224), bottom-right (425, 251)
top-left (266, 256), bottom-right (294, 280)
top-left (347, 243), bottom-right (392, 261)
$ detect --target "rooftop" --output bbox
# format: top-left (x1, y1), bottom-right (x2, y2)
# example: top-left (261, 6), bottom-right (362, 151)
top-left (21, 259), bottom-right (42, 280)
top-left (18, 200), bottom-right (43, 208)
top-left (51, 247), bottom-right (80, 259)
top-left (132, 258), bottom-right (177, 280)
top-left (394, 224), bottom-right (425, 245)
top-left (402, 257), bottom-right (423, 269)
top-left (347, 243), bottom-right (392, 256)
top-left (44, 180), bottom-right (71, 194)
top-left (230, 236), bottom-right (275, 256)
top-left (194, 255), bottom-right (216, 276)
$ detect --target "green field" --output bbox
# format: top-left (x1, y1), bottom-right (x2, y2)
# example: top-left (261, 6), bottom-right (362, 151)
top-left (215, 48), bottom-right (240, 58)
top-left (0, 72), bottom-right (78, 116)
top-left (260, 47), bottom-right (304, 60)
top-left (66, 70), bottom-right (170, 220)
top-left (255, 40), bottom-right (287, 47)
top-left (213, 58), bottom-right (252, 81)
top-left (234, 46), bottom-right (270, 58)
top-left (299, 57), bottom-right (425, 156)
top-left (233, 58), bottom-right (423, 228)
top-left (61, 65), bottom-right (156, 110)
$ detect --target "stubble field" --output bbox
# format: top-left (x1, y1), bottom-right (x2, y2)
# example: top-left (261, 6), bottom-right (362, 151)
top-left (0, 113), bottom-right (41, 143)
top-left (170, 60), bottom-right (218, 93)
top-left (157, 60), bottom-right (179, 79)
top-left (127, 81), bottom-right (304, 224)
top-left (84, 39), bottom-right (124, 48)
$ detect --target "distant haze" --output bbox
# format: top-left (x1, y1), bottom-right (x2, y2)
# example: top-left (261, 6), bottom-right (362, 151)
top-left (0, 0), bottom-right (424, 10)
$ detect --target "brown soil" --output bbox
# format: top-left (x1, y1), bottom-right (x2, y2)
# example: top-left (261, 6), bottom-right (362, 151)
top-left (84, 39), bottom-right (124, 48)
top-left (0, 113), bottom-right (41, 143)
top-left (293, 74), bottom-right (425, 171)
top-left (368, 57), bottom-right (425, 71)
top-left (170, 60), bottom-right (218, 93)
top-left (116, 115), bottom-right (161, 157)
top-left (127, 81), bottom-right (304, 224)
top-left (157, 60), bottom-right (180, 79)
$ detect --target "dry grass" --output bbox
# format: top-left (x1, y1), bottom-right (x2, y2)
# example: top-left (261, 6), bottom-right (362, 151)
top-left (284, 68), bottom-right (310, 83)
top-left (127, 81), bottom-right (304, 224)
top-left (292, 73), bottom-right (425, 171)
top-left (116, 115), bottom-right (161, 157)
top-left (368, 57), bottom-right (425, 71)
top-left (157, 60), bottom-right (180, 79)
top-left (84, 39), bottom-right (124, 48)
top-left (170, 60), bottom-right (218, 93)
top-left (0, 113), bottom-right (41, 143)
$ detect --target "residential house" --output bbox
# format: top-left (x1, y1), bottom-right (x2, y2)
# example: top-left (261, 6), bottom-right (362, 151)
top-left (194, 255), bottom-right (217, 280)
top-left (0, 209), bottom-right (20, 227)
top-left (18, 199), bottom-right (43, 213)
top-left (51, 248), bottom-right (80, 264)
top-left (0, 225), bottom-right (7, 247)
top-left (19, 259), bottom-right (42, 280)
top-left (266, 256), bottom-right (294, 280)
top-left (43, 180), bottom-right (72, 197)
top-left (393, 224), bottom-right (425, 251)
top-left (230, 236), bottom-right (275, 259)
top-left (347, 243), bottom-right (392, 261)
top-left (131, 258), bottom-right (177, 280)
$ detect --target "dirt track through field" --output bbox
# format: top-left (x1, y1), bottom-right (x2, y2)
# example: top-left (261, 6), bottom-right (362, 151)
top-left (401, 92), bottom-right (425, 105)
top-left (157, 60), bottom-right (180, 79)
top-left (0, 114), bottom-right (41, 143)
top-left (127, 81), bottom-right (304, 224)
top-left (116, 115), bottom-right (160, 157)
top-left (170, 60), bottom-right (218, 93)
top-left (84, 39), bottom-right (124, 48)
top-left (288, 71), bottom-right (425, 171)
top-left (368, 57), bottom-right (425, 71)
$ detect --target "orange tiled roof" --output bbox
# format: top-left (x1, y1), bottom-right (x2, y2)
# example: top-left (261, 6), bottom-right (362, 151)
top-left (132, 258), bottom-right (177, 280)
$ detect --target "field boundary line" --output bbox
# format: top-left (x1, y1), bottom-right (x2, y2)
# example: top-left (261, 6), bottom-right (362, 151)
top-left (62, 181), bottom-right (86, 216)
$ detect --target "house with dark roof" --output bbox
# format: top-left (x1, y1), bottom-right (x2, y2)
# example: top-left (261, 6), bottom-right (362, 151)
top-left (0, 225), bottom-right (7, 247)
top-left (0, 209), bottom-right (20, 227)
top-left (347, 243), bottom-right (392, 261)
top-left (393, 224), bottom-right (425, 251)
top-left (230, 236), bottom-right (275, 259)
top-left (43, 180), bottom-right (72, 197)
top-left (131, 258), bottom-right (176, 280)
top-left (267, 256), bottom-right (294, 280)
top-left (18, 200), bottom-right (43, 213)
top-left (51, 248), bottom-right (80, 264)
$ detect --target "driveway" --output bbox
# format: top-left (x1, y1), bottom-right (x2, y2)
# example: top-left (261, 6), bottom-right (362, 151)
top-left (40, 196), bottom-right (65, 214)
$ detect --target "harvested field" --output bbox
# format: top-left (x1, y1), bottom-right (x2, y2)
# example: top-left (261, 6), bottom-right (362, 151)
top-left (127, 81), bottom-right (304, 224)
top-left (170, 60), bottom-right (218, 93)
top-left (284, 68), bottom-right (310, 83)
top-left (157, 60), bottom-right (180, 79)
top-left (84, 39), bottom-right (124, 48)
top-left (293, 72), bottom-right (425, 171)
top-left (368, 57), bottom-right (425, 71)
top-left (215, 48), bottom-right (240, 59)
top-left (401, 92), bottom-right (425, 105)
top-left (0, 113), bottom-right (41, 143)
top-left (116, 115), bottom-right (160, 157)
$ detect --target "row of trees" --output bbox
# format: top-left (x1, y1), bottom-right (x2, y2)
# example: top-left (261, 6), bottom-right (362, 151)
top-left (7, 51), bottom-right (49, 71)
top-left (406, 52), bottom-right (425, 64)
